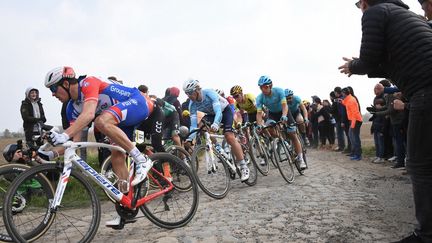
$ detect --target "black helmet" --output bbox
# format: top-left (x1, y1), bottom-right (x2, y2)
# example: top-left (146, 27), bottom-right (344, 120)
top-left (3, 144), bottom-right (18, 162)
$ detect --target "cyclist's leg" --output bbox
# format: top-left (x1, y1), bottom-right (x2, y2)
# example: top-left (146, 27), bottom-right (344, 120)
top-left (96, 92), bottom-right (152, 186)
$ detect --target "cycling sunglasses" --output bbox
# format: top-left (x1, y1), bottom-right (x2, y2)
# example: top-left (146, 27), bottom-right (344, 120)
top-left (49, 84), bottom-right (59, 93)
top-left (233, 94), bottom-right (241, 99)
top-left (260, 84), bottom-right (271, 90)
top-left (185, 90), bottom-right (195, 96)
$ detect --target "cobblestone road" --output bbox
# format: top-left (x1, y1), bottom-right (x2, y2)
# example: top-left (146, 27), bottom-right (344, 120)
top-left (93, 149), bottom-right (416, 243)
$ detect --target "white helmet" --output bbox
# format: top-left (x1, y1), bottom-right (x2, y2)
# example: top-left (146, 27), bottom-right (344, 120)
top-left (44, 66), bottom-right (76, 88)
top-left (183, 79), bottom-right (200, 93)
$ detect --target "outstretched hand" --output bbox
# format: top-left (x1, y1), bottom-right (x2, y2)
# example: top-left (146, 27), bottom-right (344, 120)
top-left (338, 57), bottom-right (353, 77)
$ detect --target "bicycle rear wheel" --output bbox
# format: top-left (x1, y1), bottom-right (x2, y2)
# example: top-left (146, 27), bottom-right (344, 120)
top-left (140, 153), bottom-right (199, 229)
top-left (3, 163), bottom-right (101, 243)
top-left (191, 144), bottom-right (231, 199)
top-left (273, 138), bottom-right (295, 183)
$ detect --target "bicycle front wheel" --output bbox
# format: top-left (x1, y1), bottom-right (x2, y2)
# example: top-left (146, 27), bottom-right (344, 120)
top-left (273, 138), bottom-right (295, 184)
top-left (191, 144), bottom-right (230, 199)
top-left (0, 163), bottom-right (53, 242)
top-left (250, 136), bottom-right (270, 176)
top-left (3, 163), bottom-right (101, 243)
top-left (141, 153), bottom-right (199, 229)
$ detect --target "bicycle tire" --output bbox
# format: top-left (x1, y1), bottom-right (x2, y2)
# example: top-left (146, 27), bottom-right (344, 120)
top-left (3, 163), bottom-right (101, 243)
top-left (191, 144), bottom-right (230, 199)
top-left (140, 153), bottom-right (199, 228)
top-left (0, 164), bottom-right (54, 242)
top-left (250, 136), bottom-right (270, 176)
top-left (165, 145), bottom-right (196, 172)
top-left (273, 138), bottom-right (295, 184)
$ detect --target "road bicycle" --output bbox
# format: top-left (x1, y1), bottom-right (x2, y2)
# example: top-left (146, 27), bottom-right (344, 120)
top-left (190, 120), bottom-right (258, 199)
top-left (3, 140), bottom-right (199, 243)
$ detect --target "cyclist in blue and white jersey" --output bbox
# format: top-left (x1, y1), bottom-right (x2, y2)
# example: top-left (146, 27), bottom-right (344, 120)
top-left (183, 79), bottom-right (250, 181)
top-left (256, 76), bottom-right (306, 170)
top-left (285, 88), bottom-right (310, 146)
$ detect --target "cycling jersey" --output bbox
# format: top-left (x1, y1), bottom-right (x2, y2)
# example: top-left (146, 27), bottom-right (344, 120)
top-left (256, 87), bottom-right (286, 113)
top-left (235, 93), bottom-right (257, 114)
top-left (188, 89), bottom-right (229, 140)
top-left (287, 95), bottom-right (302, 114)
top-left (65, 76), bottom-right (151, 139)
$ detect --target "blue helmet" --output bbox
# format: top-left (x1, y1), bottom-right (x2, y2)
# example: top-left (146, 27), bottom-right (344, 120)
top-left (284, 88), bottom-right (294, 97)
top-left (258, 75), bottom-right (272, 86)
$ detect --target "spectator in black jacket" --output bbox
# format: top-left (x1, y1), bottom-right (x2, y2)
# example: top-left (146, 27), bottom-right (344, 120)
top-left (20, 87), bottom-right (47, 146)
top-left (334, 87), bottom-right (351, 153)
top-left (339, 0), bottom-right (432, 241)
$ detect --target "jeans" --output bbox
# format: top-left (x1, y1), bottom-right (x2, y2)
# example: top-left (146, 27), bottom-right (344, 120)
top-left (348, 121), bottom-right (362, 157)
top-left (336, 121), bottom-right (345, 149)
top-left (373, 132), bottom-right (385, 158)
top-left (407, 88), bottom-right (432, 242)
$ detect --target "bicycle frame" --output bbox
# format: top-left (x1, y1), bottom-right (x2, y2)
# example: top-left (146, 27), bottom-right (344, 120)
top-left (49, 141), bottom-right (174, 212)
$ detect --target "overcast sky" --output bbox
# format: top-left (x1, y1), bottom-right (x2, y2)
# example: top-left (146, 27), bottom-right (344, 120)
top-left (0, 0), bottom-right (423, 132)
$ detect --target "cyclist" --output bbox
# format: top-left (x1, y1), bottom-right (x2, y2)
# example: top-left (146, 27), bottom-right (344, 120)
top-left (44, 66), bottom-right (153, 198)
top-left (183, 79), bottom-right (250, 181)
top-left (255, 76), bottom-right (307, 170)
top-left (230, 85), bottom-right (257, 124)
top-left (284, 88), bottom-right (310, 146)
top-left (154, 97), bottom-right (181, 147)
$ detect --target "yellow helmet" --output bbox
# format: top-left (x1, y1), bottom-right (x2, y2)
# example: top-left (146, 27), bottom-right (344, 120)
top-left (182, 110), bottom-right (190, 117)
top-left (302, 100), bottom-right (310, 105)
top-left (230, 85), bottom-right (243, 96)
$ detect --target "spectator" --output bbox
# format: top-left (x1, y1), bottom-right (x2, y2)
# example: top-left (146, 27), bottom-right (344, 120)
top-left (370, 97), bottom-right (386, 163)
top-left (20, 87), bottom-right (47, 146)
top-left (341, 87), bottom-right (362, 160)
top-left (339, 0), bottom-right (432, 240)
top-left (334, 87), bottom-right (351, 154)
top-left (374, 87), bottom-right (407, 168)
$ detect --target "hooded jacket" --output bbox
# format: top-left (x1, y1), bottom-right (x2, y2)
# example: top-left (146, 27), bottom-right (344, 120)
top-left (20, 87), bottom-right (46, 134)
top-left (349, 0), bottom-right (432, 99)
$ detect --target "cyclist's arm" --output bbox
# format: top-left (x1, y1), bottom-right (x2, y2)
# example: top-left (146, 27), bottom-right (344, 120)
top-left (299, 103), bottom-right (308, 120)
top-left (210, 93), bottom-right (223, 126)
top-left (282, 102), bottom-right (288, 118)
top-left (187, 102), bottom-right (198, 141)
top-left (255, 94), bottom-right (265, 125)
